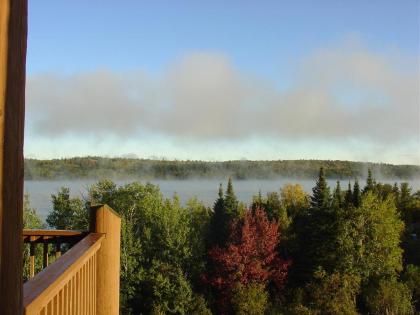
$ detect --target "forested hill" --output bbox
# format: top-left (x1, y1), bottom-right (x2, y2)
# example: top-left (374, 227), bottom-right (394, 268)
top-left (23, 157), bottom-right (420, 180)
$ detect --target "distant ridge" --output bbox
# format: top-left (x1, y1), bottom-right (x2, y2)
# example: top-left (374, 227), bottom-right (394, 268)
top-left (24, 157), bottom-right (420, 180)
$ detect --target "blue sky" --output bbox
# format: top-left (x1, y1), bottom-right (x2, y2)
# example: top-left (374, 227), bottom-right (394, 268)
top-left (25, 1), bottom-right (420, 164)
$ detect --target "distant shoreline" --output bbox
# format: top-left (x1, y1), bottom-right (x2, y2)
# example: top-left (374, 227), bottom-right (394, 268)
top-left (24, 157), bottom-right (420, 181)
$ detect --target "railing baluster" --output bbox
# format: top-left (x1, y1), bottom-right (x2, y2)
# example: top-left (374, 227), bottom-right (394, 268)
top-left (71, 276), bottom-right (75, 315)
top-left (43, 242), bottom-right (49, 268)
top-left (53, 295), bottom-right (58, 315)
top-left (93, 253), bottom-right (97, 315)
top-left (87, 259), bottom-right (90, 315)
top-left (82, 264), bottom-right (85, 315)
top-left (29, 237), bottom-right (36, 278)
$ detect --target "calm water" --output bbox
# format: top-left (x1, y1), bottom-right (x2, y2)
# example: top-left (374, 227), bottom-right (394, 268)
top-left (25, 178), bottom-right (420, 220)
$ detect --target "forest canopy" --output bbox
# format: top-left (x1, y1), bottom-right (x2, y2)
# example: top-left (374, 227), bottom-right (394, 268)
top-left (23, 168), bottom-right (420, 314)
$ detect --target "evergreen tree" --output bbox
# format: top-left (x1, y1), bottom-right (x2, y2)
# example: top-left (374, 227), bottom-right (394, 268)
top-left (352, 180), bottom-right (361, 208)
top-left (225, 177), bottom-right (239, 218)
top-left (251, 191), bottom-right (265, 214)
top-left (344, 182), bottom-right (353, 207)
top-left (332, 181), bottom-right (343, 208)
top-left (207, 184), bottom-right (228, 249)
top-left (399, 183), bottom-right (412, 209)
top-left (289, 168), bottom-right (337, 285)
top-left (392, 183), bottom-right (400, 200)
top-left (310, 167), bottom-right (331, 210)
top-left (363, 168), bottom-right (375, 194)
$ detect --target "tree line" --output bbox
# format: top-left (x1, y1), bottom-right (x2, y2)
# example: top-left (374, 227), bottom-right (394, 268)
top-left (24, 157), bottom-right (420, 180)
top-left (23, 168), bottom-right (420, 314)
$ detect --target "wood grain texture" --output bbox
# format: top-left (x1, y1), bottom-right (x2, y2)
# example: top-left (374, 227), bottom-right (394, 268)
top-left (91, 205), bottom-right (121, 315)
top-left (0, 0), bottom-right (27, 314)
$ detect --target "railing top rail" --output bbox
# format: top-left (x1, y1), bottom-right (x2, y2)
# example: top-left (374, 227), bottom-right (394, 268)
top-left (23, 229), bottom-right (85, 237)
top-left (23, 233), bottom-right (104, 310)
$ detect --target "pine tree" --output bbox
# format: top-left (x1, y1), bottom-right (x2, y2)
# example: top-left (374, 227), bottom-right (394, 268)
top-left (289, 168), bottom-right (336, 285)
top-left (225, 177), bottom-right (239, 218)
top-left (207, 184), bottom-right (228, 248)
top-left (332, 181), bottom-right (343, 208)
top-left (310, 167), bottom-right (331, 210)
top-left (392, 183), bottom-right (399, 200)
top-left (352, 180), bottom-right (361, 208)
top-left (363, 168), bottom-right (375, 194)
top-left (344, 182), bottom-right (353, 207)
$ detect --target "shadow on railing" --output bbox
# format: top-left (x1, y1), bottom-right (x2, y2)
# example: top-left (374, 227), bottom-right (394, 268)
top-left (23, 205), bottom-right (121, 315)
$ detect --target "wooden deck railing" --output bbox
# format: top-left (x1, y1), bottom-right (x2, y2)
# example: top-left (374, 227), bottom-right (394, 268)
top-left (23, 233), bottom-right (103, 315)
top-left (23, 230), bottom-right (87, 278)
top-left (22, 205), bottom-right (121, 315)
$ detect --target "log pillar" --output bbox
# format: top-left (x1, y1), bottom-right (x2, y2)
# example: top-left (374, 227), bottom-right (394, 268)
top-left (90, 204), bottom-right (121, 315)
top-left (0, 0), bottom-right (27, 314)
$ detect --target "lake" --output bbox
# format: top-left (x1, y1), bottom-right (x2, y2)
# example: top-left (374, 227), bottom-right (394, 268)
top-left (25, 178), bottom-right (420, 220)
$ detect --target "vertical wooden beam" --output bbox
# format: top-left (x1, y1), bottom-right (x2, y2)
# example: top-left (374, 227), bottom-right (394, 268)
top-left (90, 204), bottom-right (121, 315)
top-left (0, 0), bottom-right (27, 314)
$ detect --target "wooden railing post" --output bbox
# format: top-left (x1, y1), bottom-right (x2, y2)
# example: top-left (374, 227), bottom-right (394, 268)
top-left (90, 204), bottom-right (121, 315)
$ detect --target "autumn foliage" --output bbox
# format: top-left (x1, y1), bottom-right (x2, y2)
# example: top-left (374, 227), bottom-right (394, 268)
top-left (205, 208), bottom-right (291, 311)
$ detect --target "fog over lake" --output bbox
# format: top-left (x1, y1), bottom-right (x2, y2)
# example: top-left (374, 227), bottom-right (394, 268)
top-left (24, 178), bottom-right (420, 220)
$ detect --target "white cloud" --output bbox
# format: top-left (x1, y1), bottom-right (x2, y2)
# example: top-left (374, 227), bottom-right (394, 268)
top-left (25, 41), bottom-right (420, 162)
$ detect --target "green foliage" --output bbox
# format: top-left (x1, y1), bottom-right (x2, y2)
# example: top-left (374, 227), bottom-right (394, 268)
top-left (225, 177), bottom-right (239, 218)
top-left (146, 261), bottom-right (193, 314)
top-left (302, 269), bottom-right (360, 315)
top-left (332, 181), bottom-right (343, 209)
top-left (23, 194), bottom-right (44, 229)
top-left (280, 184), bottom-right (309, 219)
top-left (251, 190), bottom-right (293, 230)
top-left (352, 180), bottom-right (361, 208)
top-left (207, 179), bottom-right (240, 250)
top-left (363, 168), bottom-right (375, 194)
top-left (189, 295), bottom-right (212, 315)
top-left (344, 182), bottom-right (353, 207)
top-left (46, 187), bottom-right (88, 230)
top-left (37, 170), bottom-right (420, 314)
top-left (337, 193), bottom-right (404, 281)
top-left (364, 278), bottom-right (414, 315)
top-left (310, 167), bottom-right (331, 210)
top-left (289, 169), bottom-right (337, 284)
top-left (88, 180), bottom-right (195, 314)
top-left (185, 197), bottom-right (212, 287)
top-left (402, 265), bottom-right (420, 311)
top-left (231, 283), bottom-right (268, 315)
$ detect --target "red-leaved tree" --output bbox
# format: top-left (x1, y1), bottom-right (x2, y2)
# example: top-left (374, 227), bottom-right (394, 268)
top-left (205, 208), bottom-right (291, 311)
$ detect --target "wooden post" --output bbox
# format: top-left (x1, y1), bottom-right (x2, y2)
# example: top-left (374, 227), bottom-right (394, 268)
top-left (43, 242), bottom-right (49, 268)
top-left (0, 0), bottom-right (27, 314)
top-left (90, 204), bottom-right (121, 315)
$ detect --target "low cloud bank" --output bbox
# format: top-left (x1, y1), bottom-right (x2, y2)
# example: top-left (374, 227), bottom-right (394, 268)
top-left (26, 41), bottom-right (419, 145)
